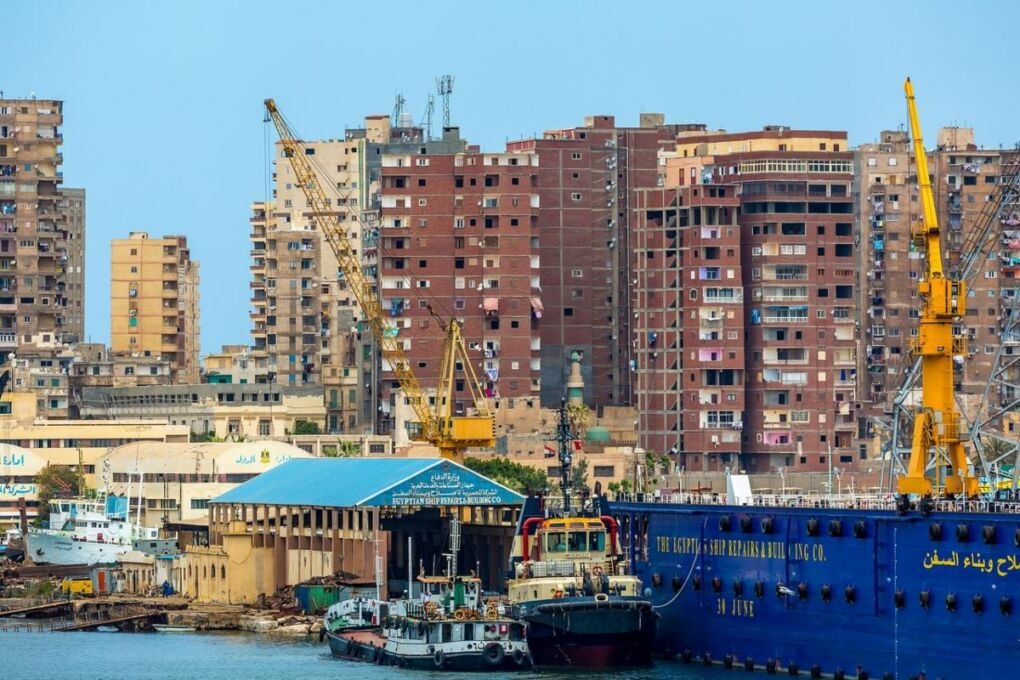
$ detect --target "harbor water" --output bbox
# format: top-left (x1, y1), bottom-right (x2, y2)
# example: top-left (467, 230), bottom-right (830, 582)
top-left (2, 630), bottom-right (728, 679)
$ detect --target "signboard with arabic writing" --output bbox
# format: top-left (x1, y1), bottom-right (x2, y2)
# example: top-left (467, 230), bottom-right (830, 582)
top-left (372, 462), bottom-right (521, 507)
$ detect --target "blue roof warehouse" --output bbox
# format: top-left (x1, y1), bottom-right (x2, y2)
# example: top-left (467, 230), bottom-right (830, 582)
top-left (173, 458), bottom-right (525, 604)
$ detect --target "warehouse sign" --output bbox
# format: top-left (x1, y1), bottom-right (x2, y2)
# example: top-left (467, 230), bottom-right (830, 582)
top-left (374, 463), bottom-right (522, 507)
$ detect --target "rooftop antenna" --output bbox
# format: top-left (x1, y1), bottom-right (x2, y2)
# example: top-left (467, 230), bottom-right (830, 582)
top-left (420, 93), bottom-right (435, 141)
top-left (436, 75), bottom-right (454, 128)
top-left (392, 93), bottom-right (406, 128)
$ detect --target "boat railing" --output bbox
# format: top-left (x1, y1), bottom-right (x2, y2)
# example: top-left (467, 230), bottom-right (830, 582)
top-left (613, 491), bottom-right (1020, 515)
top-left (528, 559), bottom-right (576, 578)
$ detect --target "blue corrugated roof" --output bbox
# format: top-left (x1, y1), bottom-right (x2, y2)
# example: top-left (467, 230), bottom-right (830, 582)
top-left (212, 457), bottom-right (524, 507)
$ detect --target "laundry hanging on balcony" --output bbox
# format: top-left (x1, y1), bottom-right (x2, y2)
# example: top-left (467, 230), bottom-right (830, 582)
top-left (530, 297), bottom-right (544, 319)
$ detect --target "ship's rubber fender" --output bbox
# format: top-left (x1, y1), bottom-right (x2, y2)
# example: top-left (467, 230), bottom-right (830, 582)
top-left (852, 520), bottom-right (867, 538)
top-left (692, 575), bottom-right (702, 591)
top-left (723, 653), bottom-right (734, 669)
top-left (766, 658), bottom-right (777, 673)
top-left (702, 652), bottom-right (712, 665)
top-left (882, 673), bottom-right (894, 680)
top-left (1001, 595), bottom-right (1012, 615)
top-left (810, 664), bottom-right (822, 678)
top-left (760, 517), bottom-right (774, 534)
top-left (718, 515), bottom-right (731, 532)
top-left (806, 518), bottom-right (820, 536)
top-left (982, 525), bottom-right (996, 544)
top-left (454, 608), bottom-right (467, 621)
top-left (972, 593), bottom-right (985, 613)
top-left (857, 671), bottom-right (868, 680)
top-left (820, 584), bottom-right (832, 602)
top-left (956, 523), bottom-right (970, 542)
top-left (929, 523), bottom-right (943, 541)
top-left (833, 668), bottom-right (845, 680)
top-left (797, 582), bottom-right (808, 600)
top-left (512, 648), bottom-right (527, 667)
top-left (844, 585), bottom-right (857, 604)
top-left (745, 657), bottom-right (755, 671)
top-left (1014, 528), bottom-right (1020, 548)
top-left (919, 590), bottom-right (932, 609)
top-left (828, 519), bottom-right (843, 537)
top-left (732, 580), bottom-right (744, 597)
top-left (945, 592), bottom-right (957, 611)
top-left (482, 642), bottom-right (504, 666)
top-left (739, 516), bottom-right (753, 533)
top-left (787, 662), bottom-right (799, 675)
top-left (893, 589), bottom-right (906, 608)
top-left (433, 649), bottom-right (446, 669)
top-left (754, 580), bottom-right (766, 598)
top-left (681, 649), bottom-right (693, 663)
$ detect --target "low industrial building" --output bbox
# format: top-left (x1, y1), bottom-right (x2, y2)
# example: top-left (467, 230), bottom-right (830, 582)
top-left (175, 458), bottom-right (523, 604)
top-left (77, 383), bottom-right (326, 438)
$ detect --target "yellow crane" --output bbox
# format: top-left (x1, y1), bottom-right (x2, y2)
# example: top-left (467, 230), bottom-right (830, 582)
top-left (264, 99), bottom-right (495, 462)
top-left (898, 78), bottom-right (978, 498)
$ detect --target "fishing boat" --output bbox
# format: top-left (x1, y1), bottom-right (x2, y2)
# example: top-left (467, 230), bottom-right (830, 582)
top-left (506, 401), bottom-right (656, 668)
top-left (0, 527), bottom-right (21, 560)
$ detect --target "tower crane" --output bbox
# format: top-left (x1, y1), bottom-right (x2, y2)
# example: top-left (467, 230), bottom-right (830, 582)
top-left (264, 99), bottom-right (495, 463)
top-left (898, 78), bottom-right (978, 498)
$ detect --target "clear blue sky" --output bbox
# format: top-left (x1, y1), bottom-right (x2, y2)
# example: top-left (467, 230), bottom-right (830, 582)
top-left (6, 1), bottom-right (1019, 355)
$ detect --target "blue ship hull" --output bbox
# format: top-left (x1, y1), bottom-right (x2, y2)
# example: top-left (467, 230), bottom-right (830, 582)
top-left (610, 499), bottom-right (1020, 679)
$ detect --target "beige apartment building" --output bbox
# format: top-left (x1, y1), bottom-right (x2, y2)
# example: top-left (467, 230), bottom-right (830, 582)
top-left (251, 114), bottom-right (394, 434)
top-left (111, 232), bottom-right (200, 383)
top-left (59, 187), bottom-right (85, 341)
top-left (204, 344), bottom-right (263, 384)
top-left (0, 98), bottom-right (79, 353)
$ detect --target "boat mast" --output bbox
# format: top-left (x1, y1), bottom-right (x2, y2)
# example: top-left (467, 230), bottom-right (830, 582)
top-left (556, 398), bottom-right (574, 514)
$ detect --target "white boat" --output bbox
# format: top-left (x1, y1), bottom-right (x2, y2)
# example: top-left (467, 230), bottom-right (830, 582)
top-left (27, 491), bottom-right (165, 565)
top-left (152, 624), bottom-right (196, 633)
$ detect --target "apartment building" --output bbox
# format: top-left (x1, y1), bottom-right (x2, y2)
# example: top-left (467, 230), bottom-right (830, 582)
top-left (111, 232), bottom-right (200, 383)
top-left (631, 184), bottom-right (746, 470)
top-left (854, 130), bottom-right (918, 410)
top-left (252, 115), bottom-right (397, 433)
top-left (645, 127), bottom-right (858, 472)
top-left (70, 342), bottom-right (173, 389)
top-left (204, 344), bottom-right (262, 384)
top-left (506, 114), bottom-right (677, 408)
top-left (0, 98), bottom-right (77, 354)
top-left (376, 132), bottom-right (539, 436)
top-left (59, 187), bottom-right (85, 341)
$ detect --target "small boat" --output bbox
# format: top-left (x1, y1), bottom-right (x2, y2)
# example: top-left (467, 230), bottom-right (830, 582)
top-left (1, 527), bottom-right (23, 562)
top-left (324, 574), bottom-right (530, 670)
top-left (152, 624), bottom-right (196, 633)
top-left (153, 624), bottom-right (196, 633)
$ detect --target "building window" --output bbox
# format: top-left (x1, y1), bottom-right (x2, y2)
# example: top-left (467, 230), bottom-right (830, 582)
top-left (258, 420), bottom-right (271, 436)
top-left (191, 499), bottom-right (210, 510)
top-left (593, 465), bottom-right (615, 477)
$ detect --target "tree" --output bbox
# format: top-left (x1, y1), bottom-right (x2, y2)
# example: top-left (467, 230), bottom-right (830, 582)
top-left (293, 420), bottom-right (321, 435)
top-left (34, 464), bottom-right (81, 527)
top-left (572, 459), bottom-right (590, 494)
top-left (465, 457), bottom-right (548, 495)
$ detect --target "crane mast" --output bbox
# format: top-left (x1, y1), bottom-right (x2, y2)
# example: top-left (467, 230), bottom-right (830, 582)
top-left (264, 99), bottom-right (494, 462)
top-left (898, 78), bottom-right (978, 498)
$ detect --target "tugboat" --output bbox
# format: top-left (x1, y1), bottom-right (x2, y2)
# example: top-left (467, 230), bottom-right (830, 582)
top-left (323, 519), bottom-right (531, 671)
top-left (506, 400), bottom-right (657, 667)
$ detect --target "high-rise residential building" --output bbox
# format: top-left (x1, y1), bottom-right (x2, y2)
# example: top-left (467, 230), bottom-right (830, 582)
top-left (252, 115), bottom-right (393, 433)
top-left (110, 232), bottom-right (200, 383)
top-left (506, 115), bottom-right (677, 408)
top-left (854, 130), bottom-right (925, 413)
top-left (376, 130), bottom-right (539, 436)
top-left (59, 187), bottom-right (85, 342)
top-left (856, 128), bottom-right (1016, 422)
top-left (0, 98), bottom-right (76, 355)
top-left (635, 126), bottom-right (858, 472)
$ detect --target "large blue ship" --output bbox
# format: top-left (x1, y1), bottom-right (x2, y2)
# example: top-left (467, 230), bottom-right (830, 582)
top-left (609, 491), bottom-right (1019, 679)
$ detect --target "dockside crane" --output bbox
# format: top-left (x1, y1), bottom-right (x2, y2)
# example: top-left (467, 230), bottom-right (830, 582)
top-left (898, 78), bottom-right (978, 498)
top-left (264, 99), bottom-right (495, 463)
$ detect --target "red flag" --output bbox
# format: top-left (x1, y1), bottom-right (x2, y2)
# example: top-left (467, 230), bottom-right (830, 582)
top-left (572, 440), bottom-right (583, 451)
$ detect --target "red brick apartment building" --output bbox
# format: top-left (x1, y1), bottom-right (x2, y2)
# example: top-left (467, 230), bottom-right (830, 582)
top-left (377, 139), bottom-right (540, 429)
top-left (636, 127), bottom-right (860, 473)
top-left (507, 115), bottom-right (677, 409)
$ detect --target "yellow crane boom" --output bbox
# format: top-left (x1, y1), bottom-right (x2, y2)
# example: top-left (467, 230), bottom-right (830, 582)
top-left (898, 78), bottom-right (977, 497)
top-left (264, 99), bottom-right (494, 461)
